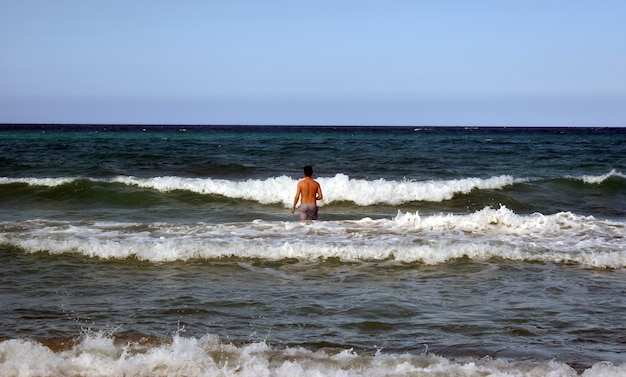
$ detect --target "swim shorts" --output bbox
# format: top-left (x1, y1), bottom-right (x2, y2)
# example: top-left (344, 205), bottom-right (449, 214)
top-left (298, 204), bottom-right (318, 220)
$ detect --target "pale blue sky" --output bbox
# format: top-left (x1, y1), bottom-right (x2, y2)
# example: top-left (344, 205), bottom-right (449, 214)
top-left (1, 1), bottom-right (625, 126)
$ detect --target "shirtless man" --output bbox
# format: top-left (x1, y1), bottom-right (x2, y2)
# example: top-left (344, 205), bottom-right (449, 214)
top-left (291, 165), bottom-right (323, 220)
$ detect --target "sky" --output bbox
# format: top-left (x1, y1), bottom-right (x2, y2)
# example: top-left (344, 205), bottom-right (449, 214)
top-left (1, 1), bottom-right (625, 126)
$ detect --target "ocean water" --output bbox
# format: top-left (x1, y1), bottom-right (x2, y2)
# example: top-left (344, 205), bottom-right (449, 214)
top-left (0, 124), bottom-right (625, 376)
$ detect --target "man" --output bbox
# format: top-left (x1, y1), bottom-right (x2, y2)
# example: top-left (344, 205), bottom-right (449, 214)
top-left (291, 165), bottom-right (323, 221)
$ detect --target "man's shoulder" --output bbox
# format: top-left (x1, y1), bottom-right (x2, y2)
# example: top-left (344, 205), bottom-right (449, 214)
top-left (299, 178), bottom-right (319, 187)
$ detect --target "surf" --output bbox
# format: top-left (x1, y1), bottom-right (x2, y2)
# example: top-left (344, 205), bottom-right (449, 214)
top-left (0, 174), bottom-right (522, 206)
top-left (2, 170), bottom-right (624, 208)
top-left (0, 331), bottom-right (623, 377)
top-left (2, 206), bottom-right (624, 268)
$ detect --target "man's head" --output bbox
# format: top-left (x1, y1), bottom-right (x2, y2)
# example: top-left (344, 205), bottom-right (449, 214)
top-left (303, 165), bottom-right (313, 177)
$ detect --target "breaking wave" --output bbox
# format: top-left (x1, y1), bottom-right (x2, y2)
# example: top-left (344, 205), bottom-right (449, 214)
top-left (2, 206), bottom-right (624, 268)
top-left (0, 332), bottom-right (623, 377)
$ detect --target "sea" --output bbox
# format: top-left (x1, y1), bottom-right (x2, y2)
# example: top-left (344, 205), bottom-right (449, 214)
top-left (0, 124), bottom-right (625, 376)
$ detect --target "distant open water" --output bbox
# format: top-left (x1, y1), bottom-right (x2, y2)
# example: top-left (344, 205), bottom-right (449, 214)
top-left (1, 125), bottom-right (625, 376)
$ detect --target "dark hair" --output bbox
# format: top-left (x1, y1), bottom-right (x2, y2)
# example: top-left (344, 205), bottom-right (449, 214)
top-left (303, 165), bottom-right (313, 177)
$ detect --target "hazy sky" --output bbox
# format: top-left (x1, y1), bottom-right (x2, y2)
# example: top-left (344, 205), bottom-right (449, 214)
top-left (1, 1), bottom-right (625, 126)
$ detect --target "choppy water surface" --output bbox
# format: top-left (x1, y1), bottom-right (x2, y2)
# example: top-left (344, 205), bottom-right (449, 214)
top-left (1, 125), bottom-right (625, 376)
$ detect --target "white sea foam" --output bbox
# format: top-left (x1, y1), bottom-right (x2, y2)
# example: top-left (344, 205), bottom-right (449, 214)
top-left (2, 207), bottom-right (624, 268)
top-left (317, 174), bottom-right (518, 205)
top-left (3, 170), bottom-right (623, 207)
top-left (0, 176), bottom-right (77, 186)
top-left (0, 174), bottom-right (520, 206)
top-left (571, 169), bottom-right (626, 184)
top-left (0, 332), bottom-right (622, 377)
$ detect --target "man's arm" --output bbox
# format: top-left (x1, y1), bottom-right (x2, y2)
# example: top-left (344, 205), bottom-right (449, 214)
top-left (291, 183), bottom-right (302, 213)
top-left (316, 183), bottom-right (323, 201)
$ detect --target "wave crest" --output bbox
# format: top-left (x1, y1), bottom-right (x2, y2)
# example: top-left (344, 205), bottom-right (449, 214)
top-left (3, 332), bottom-right (621, 377)
top-left (570, 169), bottom-right (626, 184)
top-left (2, 207), bottom-right (624, 268)
top-left (0, 174), bottom-right (519, 206)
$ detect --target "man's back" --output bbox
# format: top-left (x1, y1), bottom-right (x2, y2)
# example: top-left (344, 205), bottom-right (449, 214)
top-left (291, 166), bottom-right (323, 220)
top-left (298, 177), bottom-right (322, 205)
